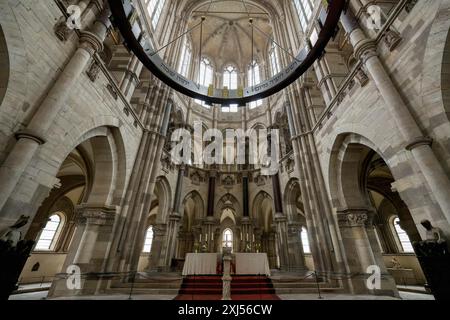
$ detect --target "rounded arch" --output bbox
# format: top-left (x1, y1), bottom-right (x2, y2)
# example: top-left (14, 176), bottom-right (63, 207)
top-left (48, 118), bottom-right (128, 208)
top-left (328, 132), bottom-right (389, 209)
top-left (0, 4), bottom-right (28, 144)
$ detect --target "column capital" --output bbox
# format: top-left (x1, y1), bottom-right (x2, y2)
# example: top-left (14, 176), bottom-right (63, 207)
top-left (79, 31), bottom-right (104, 56)
top-left (405, 137), bottom-right (433, 151)
top-left (76, 205), bottom-right (116, 226)
top-left (274, 212), bottom-right (287, 222)
top-left (337, 208), bottom-right (374, 228)
top-left (153, 224), bottom-right (167, 236)
top-left (169, 212), bottom-right (182, 221)
top-left (14, 130), bottom-right (46, 145)
top-left (354, 40), bottom-right (378, 63)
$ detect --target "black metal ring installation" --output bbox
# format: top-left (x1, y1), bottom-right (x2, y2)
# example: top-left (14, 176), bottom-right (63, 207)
top-left (109, 0), bottom-right (346, 105)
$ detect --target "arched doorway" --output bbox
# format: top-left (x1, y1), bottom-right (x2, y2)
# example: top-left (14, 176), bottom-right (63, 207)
top-left (330, 134), bottom-right (425, 295)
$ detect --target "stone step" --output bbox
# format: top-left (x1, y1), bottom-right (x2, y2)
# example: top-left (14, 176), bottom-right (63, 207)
top-left (110, 281), bottom-right (182, 289)
top-left (108, 287), bottom-right (180, 295)
top-left (275, 287), bottom-right (344, 294)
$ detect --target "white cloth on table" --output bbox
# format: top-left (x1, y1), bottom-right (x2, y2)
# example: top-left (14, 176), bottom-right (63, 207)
top-left (234, 253), bottom-right (271, 276)
top-left (182, 253), bottom-right (219, 276)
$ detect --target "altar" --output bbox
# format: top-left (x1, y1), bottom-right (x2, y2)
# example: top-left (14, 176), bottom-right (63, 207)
top-left (182, 253), bottom-right (271, 276)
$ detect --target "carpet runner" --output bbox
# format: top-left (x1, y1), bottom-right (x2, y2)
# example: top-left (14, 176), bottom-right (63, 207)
top-left (174, 275), bottom-right (280, 300)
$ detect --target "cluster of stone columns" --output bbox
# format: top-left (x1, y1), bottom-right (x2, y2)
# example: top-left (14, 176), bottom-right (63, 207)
top-left (0, 3), bottom-right (112, 228)
top-left (340, 10), bottom-right (450, 228)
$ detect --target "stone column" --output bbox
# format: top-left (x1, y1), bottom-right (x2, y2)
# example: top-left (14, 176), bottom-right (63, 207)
top-left (146, 224), bottom-right (167, 272)
top-left (207, 172), bottom-right (216, 216)
top-left (341, 10), bottom-right (450, 228)
top-left (163, 213), bottom-right (182, 270)
top-left (113, 93), bottom-right (173, 273)
top-left (49, 204), bottom-right (116, 297)
top-left (287, 223), bottom-right (307, 273)
top-left (337, 209), bottom-right (399, 296)
top-left (0, 5), bottom-right (112, 220)
top-left (271, 173), bottom-right (289, 269)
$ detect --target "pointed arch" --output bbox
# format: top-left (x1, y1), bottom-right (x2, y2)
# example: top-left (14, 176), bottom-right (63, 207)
top-left (153, 176), bottom-right (172, 223)
top-left (252, 191), bottom-right (273, 231)
top-left (216, 193), bottom-right (241, 218)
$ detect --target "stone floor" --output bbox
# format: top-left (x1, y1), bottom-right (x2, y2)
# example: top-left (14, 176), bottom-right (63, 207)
top-left (9, 289), bottom-right (434, 300)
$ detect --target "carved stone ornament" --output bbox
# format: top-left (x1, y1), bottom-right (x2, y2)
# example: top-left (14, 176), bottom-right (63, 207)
top-left (355, 68), bottom-right (369, 87)
top-left (383, 29), bottom-right (402, 52)
top-left (338, 211), bottom-right (371, 227)
top-left (54, 18), bottom-right (72, 42)
top-left (86, 60), bottom-right (101, 82)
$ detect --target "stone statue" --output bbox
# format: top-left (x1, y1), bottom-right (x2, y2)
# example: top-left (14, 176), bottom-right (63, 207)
top-left (421, 219), bottom-right (445, 244)
top-left (0, 215), bottom-right (30, 247)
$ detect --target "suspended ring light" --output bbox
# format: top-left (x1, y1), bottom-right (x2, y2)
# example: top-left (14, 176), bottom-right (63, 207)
top-left (109, 0), bottom-right (346, 105)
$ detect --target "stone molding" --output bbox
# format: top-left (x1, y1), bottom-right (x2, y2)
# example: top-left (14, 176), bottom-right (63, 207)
top-left (405, 137), bottom-right (433, 151)
top-left (14, 130), bottom-right (46, 145)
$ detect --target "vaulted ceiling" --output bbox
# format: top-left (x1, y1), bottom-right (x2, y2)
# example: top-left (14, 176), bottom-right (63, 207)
top-left (186, 0), bottom-right (276, 71)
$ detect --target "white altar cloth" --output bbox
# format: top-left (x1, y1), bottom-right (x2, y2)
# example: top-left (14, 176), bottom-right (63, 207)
top-left (234, 253), bottom-right (271, 276)
top-left (182, 253), bottom-right (219, 276)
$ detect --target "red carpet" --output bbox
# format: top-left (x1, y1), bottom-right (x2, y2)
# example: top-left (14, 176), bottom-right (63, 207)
top-left (174, 275), bottom-right (280, 300)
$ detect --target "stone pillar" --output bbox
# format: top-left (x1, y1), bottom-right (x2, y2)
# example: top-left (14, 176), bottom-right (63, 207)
top-left (162, 213), bottom-right (182, 270)
top-left (242, 174), bottom-right (249, 217)
top-left (271, 172), bottom-right (289, 270)
top-left (287, 223), bottom-right (307, 273)
top-left (146, 224), bottom-right (167, 272)
top-left (207, 172), bottom-right (216, 216)
top-left (113, 94), bottom-right (173, 274)
top-left (341, 10), bottom-right (450, 229)
top-left (49, 204), bottom-right (116, 297)
top-left (163, 165), bottom-right (185, 268)
top-left (0, 5), bottom-right (112, 221)
top-left (274, 213), bottom-right (289, 270)
top-left (337, 209), bottom-right (399, 296)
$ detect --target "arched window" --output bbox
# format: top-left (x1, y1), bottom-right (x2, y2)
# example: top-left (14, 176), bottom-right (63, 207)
top-left (393, 217), bottom-right (414, 253)
top-left (300, 227), bottom-right (311, 254)
top-left (269, 44), bottom-right (281, 76)
top-left (143, 226), bottom-right (154, 253)
top-left (147, 0), bottom-right (167, 29)
top-left (222, 229), bottom-right (233, 250)
top-left (248, 60), bottom-right (263, 109)
top-left (222, 65), bottom-right (238, 112)
top-left (35, 214), bottom-right (62, 251)
top-left (178, 37), bottom-right (192, 77)
top-left (293, 0), bottom-right (314, 32)
top-left (195, 57), bottom-right (214, 108)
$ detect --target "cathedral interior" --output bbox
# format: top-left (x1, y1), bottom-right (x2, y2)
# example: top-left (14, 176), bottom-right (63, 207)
top-left (1, 0), bottom-right (450, 301)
